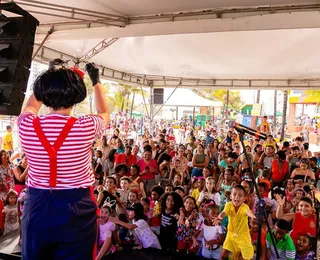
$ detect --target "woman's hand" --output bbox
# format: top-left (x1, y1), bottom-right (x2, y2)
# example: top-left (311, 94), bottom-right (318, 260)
top-left (85, 63), bottom-right (100, 86)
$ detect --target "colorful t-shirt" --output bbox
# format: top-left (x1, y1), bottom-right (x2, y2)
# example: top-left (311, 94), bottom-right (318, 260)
top-left (176, 213), bottom-right (198, 243)
top-left (2, 131), bottom-right (13, 151)
top-left (99, 220), bottom-right (115, 246)
top-left (133, 219), bottom-right (161, 249)
top-left (266, 232), bottom-right (295, 260)
top-left (2, 204), bottom-right (19, 234)
top-left (224, 202), bottom-right (250, 236)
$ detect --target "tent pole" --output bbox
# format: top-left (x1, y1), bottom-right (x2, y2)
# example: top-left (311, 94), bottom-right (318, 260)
top-left (149, 86), bottom-right (153, 135)
top-left (192, 107), bottom-right (196, 127)
top-left (176, 106), bottom-right (179, 120)
top-left (32, 27), bottom-right (54, 60)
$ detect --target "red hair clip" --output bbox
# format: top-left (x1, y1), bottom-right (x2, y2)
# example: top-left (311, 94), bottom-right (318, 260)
top-left (205, 201), bottom-right (215, 207)
top-left (70, 67), bottom-right (85, 80)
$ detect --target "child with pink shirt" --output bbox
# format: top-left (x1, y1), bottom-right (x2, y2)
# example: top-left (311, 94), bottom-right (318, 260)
top-left (96, 205), bottom-right (116, 260)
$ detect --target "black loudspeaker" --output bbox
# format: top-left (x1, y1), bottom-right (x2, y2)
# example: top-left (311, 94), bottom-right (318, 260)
top-left (153, 88), bottom-right (164, 104)
top-left (0, 3), bottom-right (39, 115)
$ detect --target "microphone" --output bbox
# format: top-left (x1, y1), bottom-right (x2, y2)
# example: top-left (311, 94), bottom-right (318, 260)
top-left (228, 120), bottom-right (267, 140)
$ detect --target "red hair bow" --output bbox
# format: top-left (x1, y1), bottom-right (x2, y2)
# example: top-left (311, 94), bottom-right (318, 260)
top-left (70, 67), bottom-right (85, 80)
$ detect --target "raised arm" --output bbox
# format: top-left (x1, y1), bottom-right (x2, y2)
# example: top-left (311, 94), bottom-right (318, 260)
top-left (246, 209), bottom-right (256, 219)
top-left (86, 63), bottom-right (110, 124)
top-left (109, 217), bottom-right (137, 230)
top-left (275, 194), bottom-right (295, 222)
top-left (13, 165), bottom-right (28, 182)
top-left (20, 93), bottom-right (42, 115)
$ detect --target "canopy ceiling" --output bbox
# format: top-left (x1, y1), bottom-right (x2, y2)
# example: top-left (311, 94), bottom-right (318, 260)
top-left (4, 0), bottom-right (320, 90)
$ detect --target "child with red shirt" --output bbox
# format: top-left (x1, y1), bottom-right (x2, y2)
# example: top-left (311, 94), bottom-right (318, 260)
top-left (276, 195), bottom-right (316, 245)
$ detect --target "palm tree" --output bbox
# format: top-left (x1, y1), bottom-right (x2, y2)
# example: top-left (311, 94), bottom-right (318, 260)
top-left (73, 75), bottom-right (110, 116)
top-left (280, 90), bottom-right (288, 140)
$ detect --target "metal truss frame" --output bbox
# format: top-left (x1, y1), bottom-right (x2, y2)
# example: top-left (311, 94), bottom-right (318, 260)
top-left (2, 0), bottom-right (127, 27)
top-left (82, 38), bottom-right (118, 60)
top-left (33, 44), bottom-right (320, 90)
top-left (10, 2), bottom-right (320, 33)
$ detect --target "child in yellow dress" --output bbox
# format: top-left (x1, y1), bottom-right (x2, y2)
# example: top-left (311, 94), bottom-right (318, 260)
top-left (213, 184), bottom-right (255, 260)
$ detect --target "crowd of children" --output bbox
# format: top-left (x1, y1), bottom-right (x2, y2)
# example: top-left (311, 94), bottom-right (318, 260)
top-left (87, 124), bottom-right (320, 260)
top-left (0, 121), bottom-right (319, 260)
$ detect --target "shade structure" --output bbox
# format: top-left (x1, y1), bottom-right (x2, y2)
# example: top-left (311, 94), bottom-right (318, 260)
top-left (4, 0), bottom-right (320, 90)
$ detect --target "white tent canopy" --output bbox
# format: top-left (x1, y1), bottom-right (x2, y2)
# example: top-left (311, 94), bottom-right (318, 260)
top-left (5, 0), bottom-right (320, 90)
top-left (163, 89), bottom-right (222, 107)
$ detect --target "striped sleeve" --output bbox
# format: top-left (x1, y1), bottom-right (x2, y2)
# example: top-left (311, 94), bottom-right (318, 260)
top-left (285, 237), bottom-right (296, 260)
top-left (18, 112), bottom-right (36, 128)
top-left (266, 232), bottom-right (271, 249)
top-left (78, 114), bottom-right (106, 139)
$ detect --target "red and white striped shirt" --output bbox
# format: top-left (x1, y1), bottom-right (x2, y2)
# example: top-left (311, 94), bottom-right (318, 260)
top-left (18, 113), bottom-right (105, 189)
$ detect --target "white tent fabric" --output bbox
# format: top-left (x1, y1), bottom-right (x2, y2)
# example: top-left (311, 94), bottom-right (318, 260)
top-left (4, 0), bottom-right (320, 89)
top-left (163, 89), bottom-right (222, 107)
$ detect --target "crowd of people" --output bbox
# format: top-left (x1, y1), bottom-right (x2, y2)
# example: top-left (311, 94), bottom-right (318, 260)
top-left (0, 119), bottom-right (319, 259)
top-left (0, 59), bottom-right (319, 260)
top-left (83, 120), bottom-right (319, 260)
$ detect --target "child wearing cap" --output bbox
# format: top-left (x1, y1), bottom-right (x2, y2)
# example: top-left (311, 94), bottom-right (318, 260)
top-left (266, 219), bottom-right (295, 260)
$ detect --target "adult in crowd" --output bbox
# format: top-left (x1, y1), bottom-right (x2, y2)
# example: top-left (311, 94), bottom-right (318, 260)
top-left (270, 150), bottom-right (289, 187)
top-left (172, 146), bottom-right (188, 175)
top-left (290, 158), bottom-right (315, 186)
top-left (100, 135), bottom-right (113, 163)
top-left (103, 149), bottom-right (117, 178)
top-left (191, 144), bottom-right (209, 177)
top-left (12, 154), bottom-right (28, 195)
top-left (17, 60), bottom-right (109, 259)
top-left (137, 148), bottom-right (159, 191)
top-left (0, 150), bottom-right (14, 200)
top-left (115, 145), bottom-right (136, 168)
top-left (2, 126), bottom-right (13, 156)
top-left (116, 138), bottom-right (125, 154)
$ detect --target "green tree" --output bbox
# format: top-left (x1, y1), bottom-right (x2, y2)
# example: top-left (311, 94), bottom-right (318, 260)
top-left (192, 89), bottom-right (243, 110)
top-left (73, 75), bottom-right (110, 116)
